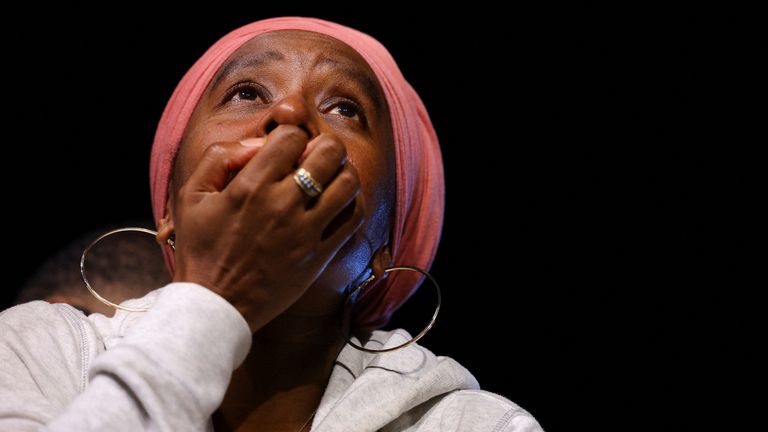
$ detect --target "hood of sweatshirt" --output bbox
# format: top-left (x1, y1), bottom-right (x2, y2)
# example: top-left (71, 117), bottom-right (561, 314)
top-left (312, 329), bottom-right (480, 432)
top-left (87, 286), bottom-right (537, 431)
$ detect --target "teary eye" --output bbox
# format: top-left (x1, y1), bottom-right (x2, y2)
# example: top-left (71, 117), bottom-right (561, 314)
top-left (225, 82), bottom-right (269, 104)
top-left (329, 102), bottom-right (361, 122)
top-left (234, 87), bottom-right (258, 101)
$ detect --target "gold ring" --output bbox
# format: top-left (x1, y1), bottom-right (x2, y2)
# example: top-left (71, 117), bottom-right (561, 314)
top-left (293, 167), bottom-right (323, 197)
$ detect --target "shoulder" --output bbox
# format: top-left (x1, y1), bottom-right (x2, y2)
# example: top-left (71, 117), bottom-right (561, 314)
top-left (1, 300), bottom-right (100, 347)
top-left (350, 330), bottom-right (543, 431)
top-left (427, 389), bottom-right (544, 431)
top-left (1, 301), bottom-right (102, 404)
top-left (1, 300), bottom-right (97, 354)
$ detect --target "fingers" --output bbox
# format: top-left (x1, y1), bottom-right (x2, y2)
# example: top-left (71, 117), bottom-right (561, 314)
top-left (292, 136), bottom-right (361, 243)
top-left (184, 139), bottom-right (264, 194)
top-left (311, 163), bottom-right (361, 227)
top-left (318, 196), bottom-right (366, 257)
top-left (232, 125), bottom-right (309, 188)
top-left (307, 162), bottom-right (365, 256)
top-left (293, 136), bottom-right (348, 196)
top-left (219, 128), bottom-right (362, 248)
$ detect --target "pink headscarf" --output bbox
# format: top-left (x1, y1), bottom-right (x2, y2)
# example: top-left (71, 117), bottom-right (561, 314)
top-left (150, 17), bottom-right (444, 329)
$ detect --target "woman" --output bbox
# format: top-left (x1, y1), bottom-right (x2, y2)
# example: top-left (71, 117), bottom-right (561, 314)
top-left (0, 18), bottom-right (542, 431)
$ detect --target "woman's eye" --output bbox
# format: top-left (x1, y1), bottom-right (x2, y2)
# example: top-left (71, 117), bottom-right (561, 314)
top-left (330, 103), bottom-right (360, 121)
top-left (235, 88), bottom-right (258, 101)
top-left (225, 83), bottom-right (268, 104)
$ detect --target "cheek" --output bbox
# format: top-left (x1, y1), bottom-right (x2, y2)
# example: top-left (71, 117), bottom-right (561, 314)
top-left (349, 146), bottom-right (395, 236)
top-left (172, 141), bottom-right (203, 190)
top-left (175, 117), bottom-right (262, 185)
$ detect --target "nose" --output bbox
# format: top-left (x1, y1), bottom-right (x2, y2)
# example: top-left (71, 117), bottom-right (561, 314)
top-left (258, 94), bottom-right (318, 138)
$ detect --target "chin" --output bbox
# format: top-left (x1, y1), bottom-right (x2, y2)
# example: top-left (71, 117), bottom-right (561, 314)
top-left (323, 232), bottom-right (373, 292)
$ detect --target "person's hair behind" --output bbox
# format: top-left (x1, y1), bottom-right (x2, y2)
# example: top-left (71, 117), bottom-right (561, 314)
top-left (15, 221), bottom-right (171, 316)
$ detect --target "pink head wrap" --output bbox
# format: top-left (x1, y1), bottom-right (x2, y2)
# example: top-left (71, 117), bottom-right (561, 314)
top-left (150, 17), bottom-right (444, 329)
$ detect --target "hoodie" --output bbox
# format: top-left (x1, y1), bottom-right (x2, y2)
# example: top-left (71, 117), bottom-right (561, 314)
top-left (0, 283), bottom-right (542, 431)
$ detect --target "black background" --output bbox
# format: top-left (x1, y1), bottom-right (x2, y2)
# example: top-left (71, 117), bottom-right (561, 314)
top-left (2, 4), bottom-right (758, 431)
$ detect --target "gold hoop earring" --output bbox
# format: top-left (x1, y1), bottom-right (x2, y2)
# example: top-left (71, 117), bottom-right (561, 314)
top-left (80, 227), bottom-right (174, 313)
top-left (342, 266), bottom-right (442, 353)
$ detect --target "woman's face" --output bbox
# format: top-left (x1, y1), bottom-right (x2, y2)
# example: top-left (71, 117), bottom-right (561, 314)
top-left (171, 30), bottom-right (395, 313)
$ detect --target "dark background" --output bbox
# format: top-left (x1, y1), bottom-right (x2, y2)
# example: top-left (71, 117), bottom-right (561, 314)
top-left (3, 4), bottom-right (757, 431)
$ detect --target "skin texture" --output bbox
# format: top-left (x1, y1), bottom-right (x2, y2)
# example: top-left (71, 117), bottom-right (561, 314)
top-left (156, 31), bottom-right (396, 431)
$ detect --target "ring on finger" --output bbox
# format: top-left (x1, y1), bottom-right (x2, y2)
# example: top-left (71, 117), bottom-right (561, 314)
top-left (293, 167), bottom-right (323, 197)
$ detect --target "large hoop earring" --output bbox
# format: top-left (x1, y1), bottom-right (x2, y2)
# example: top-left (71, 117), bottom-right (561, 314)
top-left (80, 227), bottom-right (174, 313)
top-left (342, 266), bottom-right (442, 353)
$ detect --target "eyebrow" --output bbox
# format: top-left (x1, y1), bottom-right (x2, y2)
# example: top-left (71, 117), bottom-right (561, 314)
top-left (313, 56), bottom-right (383, 109)
top-left (209, 50), bottom-right (285, 91)
top-left (209, 50), bottom-right (383, 109)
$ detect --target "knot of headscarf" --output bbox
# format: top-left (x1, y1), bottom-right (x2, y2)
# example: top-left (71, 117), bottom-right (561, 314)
top-left (150, 17), bottom-right (444, 329)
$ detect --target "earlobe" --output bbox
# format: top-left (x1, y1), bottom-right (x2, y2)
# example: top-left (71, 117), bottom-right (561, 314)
top-left (371, 245), bottom-right (393, 279)
top-left (155, 195), bottom-right (175, 245)
top-left (45, 295), bottom-right (69, 305)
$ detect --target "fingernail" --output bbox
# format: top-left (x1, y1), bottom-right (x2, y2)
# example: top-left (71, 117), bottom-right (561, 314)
top-left (240, 137), bottom-right (266, 147)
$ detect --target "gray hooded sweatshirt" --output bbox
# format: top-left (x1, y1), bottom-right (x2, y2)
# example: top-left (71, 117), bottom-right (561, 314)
top-left (0, 283), bottom-right (542, 431)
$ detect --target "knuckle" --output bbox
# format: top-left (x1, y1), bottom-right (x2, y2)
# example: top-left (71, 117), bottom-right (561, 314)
top-left (317, 138), bottom-right (347, 163)
top-left (349, 203), bottom-right (365, 230)
top-left (269, 196), bottom-right (296, 220)
top-left (228, 175), bottom-right (264, 200)
top-left (335, 170), bottom-right (360, 194)
top-left (225, 184), bottom-right (248, 204)
top-left (273, 124), bottom-right (309, 144)
top-left (204, 142), bottom-right (229, 158)
top-left (344, 161), bottom-right (359, 178)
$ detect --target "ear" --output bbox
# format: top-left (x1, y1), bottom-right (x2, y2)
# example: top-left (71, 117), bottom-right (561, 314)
top-left (155, 190), bottom-right (175, 245)
top-left (370, 245), bottom-right (393, 279)
top-left (45, 295), bottom-right (70, 305)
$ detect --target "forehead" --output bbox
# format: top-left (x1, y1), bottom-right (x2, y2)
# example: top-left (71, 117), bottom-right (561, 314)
top-left (210, 30), bottom-right (385, 109)
top-left (237, 30), bottom-right (364, 60)
top-left (217, 30), bottom-right (375, 78)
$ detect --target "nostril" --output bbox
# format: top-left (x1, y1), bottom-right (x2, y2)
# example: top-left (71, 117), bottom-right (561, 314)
top-left (265, 120), bottom-right (279, 135)
top-left (267, 122), bottom-right (312, 139)
top-left (297, 124), bottom-right (312, 138)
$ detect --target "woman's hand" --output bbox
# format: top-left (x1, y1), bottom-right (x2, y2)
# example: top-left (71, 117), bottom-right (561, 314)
top-left (170, 125), bottom-right (364, 333)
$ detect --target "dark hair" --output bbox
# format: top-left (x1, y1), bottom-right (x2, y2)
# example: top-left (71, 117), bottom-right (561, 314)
top-left (15, 221), bottom-right (171, 307)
